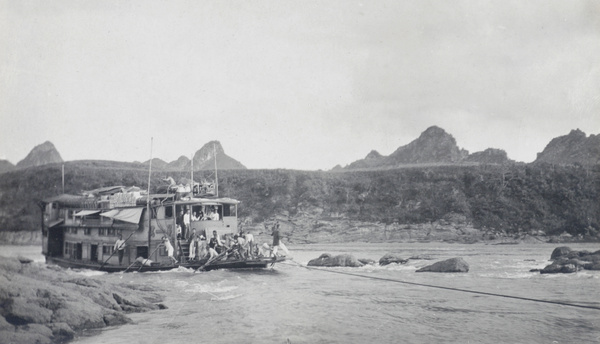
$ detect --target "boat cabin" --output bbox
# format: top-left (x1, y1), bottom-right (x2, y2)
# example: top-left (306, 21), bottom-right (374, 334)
top-left (40, 185), bottom-right (240, 269)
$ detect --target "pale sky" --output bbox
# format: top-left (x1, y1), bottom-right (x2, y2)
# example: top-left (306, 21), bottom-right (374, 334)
top-left (1, 0), bottom-right (599, 170)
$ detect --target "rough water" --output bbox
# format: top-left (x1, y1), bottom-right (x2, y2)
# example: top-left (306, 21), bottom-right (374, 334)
top-left (5, 243), bottom-right (600, 344)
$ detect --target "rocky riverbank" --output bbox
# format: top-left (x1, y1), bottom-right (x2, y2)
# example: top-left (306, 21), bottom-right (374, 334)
top-left (0, 256), bottom-right (166, 343)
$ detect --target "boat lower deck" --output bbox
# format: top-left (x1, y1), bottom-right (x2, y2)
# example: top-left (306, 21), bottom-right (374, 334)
top-left (45, 255), bottom-right (286, 272)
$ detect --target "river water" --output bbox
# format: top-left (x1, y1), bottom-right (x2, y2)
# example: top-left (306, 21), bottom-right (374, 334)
top-left (3, 243), bottom-right (600, 343)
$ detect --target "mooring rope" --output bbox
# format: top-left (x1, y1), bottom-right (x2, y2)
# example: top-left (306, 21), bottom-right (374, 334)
top-left (281, 260), bottom-right (600, 311)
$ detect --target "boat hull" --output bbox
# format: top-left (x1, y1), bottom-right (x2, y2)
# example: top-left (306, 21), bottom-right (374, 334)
top-left (45, 255), bottom-right (286, 272)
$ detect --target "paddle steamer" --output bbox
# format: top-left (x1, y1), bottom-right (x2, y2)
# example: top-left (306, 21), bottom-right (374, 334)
top-left (40, 181), bottom-right (284, 272)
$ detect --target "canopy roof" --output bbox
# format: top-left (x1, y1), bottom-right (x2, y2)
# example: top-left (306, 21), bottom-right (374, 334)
top-left (100, 208), bottom-right (144, 224)
top-left (74, 210), bottom-right (101, 217)
top-left (174, 197), bottom-right (240, 205)
top-left (47, 219), bottom-right (64, 228)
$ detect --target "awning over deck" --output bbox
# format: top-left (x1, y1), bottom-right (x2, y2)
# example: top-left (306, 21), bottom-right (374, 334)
top-left (74, 210), bottom-right (101, 217)
top-left (47, 219), bottom-right (64, 228)
top-left (100, 208), bottom-right (144, 224)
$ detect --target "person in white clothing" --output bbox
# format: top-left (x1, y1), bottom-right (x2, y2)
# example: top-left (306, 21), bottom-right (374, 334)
top-left (211, 207), bottom-right (220, 221)
top-left (162, 236), bottom-right (177, 264)
top-left (114, 234), bottom-right (126, 265)
top-left (188, 236), bottom-right (196, 261)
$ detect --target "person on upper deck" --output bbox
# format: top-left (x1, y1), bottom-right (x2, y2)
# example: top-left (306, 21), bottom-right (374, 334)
top-left (211, 206), bottom-right (220, 221)
top-left (193, 210), bottom-right (203, 221)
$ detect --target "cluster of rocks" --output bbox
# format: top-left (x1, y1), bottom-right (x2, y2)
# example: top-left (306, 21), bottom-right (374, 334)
top-left (0, 257), bottom-right (166, 343)
top-left (307, 252), bottom-right (469, 273)
top-left (538, 246), bottom-right (600, 274)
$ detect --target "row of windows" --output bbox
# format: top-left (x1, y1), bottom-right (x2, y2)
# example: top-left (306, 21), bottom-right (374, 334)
top-left (65, 228), bottom-right (121, 236)
top-left (65, 242), bottom-right (115, 255)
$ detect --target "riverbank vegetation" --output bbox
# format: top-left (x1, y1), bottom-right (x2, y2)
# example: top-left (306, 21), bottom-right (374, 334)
top-left (0, 161), bottom-right (598, 243)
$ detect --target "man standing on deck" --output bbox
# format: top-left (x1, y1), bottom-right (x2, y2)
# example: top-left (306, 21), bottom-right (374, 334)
top-left (114, 234), bottom-right (126, 265)
top-left (176, 209), bottom-right (186, 240)
top-left (271, 221), bottom-right (280, 257)
top-left (183, 209), bottom-right (191, 239)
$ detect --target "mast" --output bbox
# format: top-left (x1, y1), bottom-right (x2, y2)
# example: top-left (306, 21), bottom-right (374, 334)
top-left (147, 138), bottom-right (153, 256)
top-left (213, 143), bottom-right (218, 197)
top-left (61, 163), bottom-right (65, 194)
top-left (191, 153), bottom-right (194, 196)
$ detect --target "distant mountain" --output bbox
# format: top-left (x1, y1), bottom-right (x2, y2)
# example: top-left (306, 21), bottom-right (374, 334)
top-left (140, 141), bottom-right (246, 171)
top-left (346, 150), bottom-right (384, 169)
top-left (167, 156), bottom-right (190, 170)
top-left (465, 148), bottom-right (513, 165)
top-left (534, 129), bottom-right (600, 166)
top-left (143, 158), bottom-right (169, 170)
top-left (0, 160), bottom-right (15, 174)
top-left (344, 126), bottom-right (471, 170)
top-left (385, 126), bottom-right (468, 165)
top-left (16, 141), bottom-right (63, 169)
top-left (192, 140), bottom-right (246, 170)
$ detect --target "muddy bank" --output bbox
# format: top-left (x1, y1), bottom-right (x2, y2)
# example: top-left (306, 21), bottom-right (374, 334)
top-left (0, 257), bottom-right (166, 343)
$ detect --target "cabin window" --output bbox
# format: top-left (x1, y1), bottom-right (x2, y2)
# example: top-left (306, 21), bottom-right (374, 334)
top-left (165, 206), bottom-right (173, 218)
top-left (52, 203), bottom-right (58, 209)
top-left (223, 204), bottom-right (235, 217)
top-left (64, 242), bottom-right (75, 256)
top-left (84, 228), bottom-right (92, 235)
top-left (67, 228), bottom-right (78, 234)
top-left (102, 245), bottom-right (114, 255)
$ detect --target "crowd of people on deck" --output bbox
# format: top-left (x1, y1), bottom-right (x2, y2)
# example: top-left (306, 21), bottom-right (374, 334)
top-left (180, 220), bottom-right (289, 264)
top-left (119, 212), bottom-right (289, 266)
top-left (176, 206), bottom-right (221, 240)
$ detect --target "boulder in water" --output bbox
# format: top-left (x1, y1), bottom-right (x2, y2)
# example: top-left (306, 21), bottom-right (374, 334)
top-left (307, 253), bottom-right (364, 267)
top-left (550, 246), bottom-right (572, 260)
top-left (416, 257), bottom-right (469, 273)
top-left (541, 247), bottom-right (600, 273)
top-left (379, 253), bottom-right (408, 266)
top-left (358, 258), bottom-right (376, 265)
top-left (540, 262), bottom-right (579, 274)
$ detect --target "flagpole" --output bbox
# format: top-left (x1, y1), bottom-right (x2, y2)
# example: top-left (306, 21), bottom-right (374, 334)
top-left (147, 138), bottom-right (153, 258)
top-left (213, 143), bottom-right (218, 197)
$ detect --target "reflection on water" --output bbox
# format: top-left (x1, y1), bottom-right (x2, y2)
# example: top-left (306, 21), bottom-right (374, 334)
top-left (3, 244), bottom-right (600, 344)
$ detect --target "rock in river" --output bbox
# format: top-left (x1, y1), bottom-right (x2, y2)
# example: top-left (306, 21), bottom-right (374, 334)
top-left (416, 257), bottom-right (469, 273)
top-left (540, 246), bottom-right (600, 274)
top-left (378, 253), bottom-right (408, 266)
top-left (0, 257), bottom-right (166, 343)
top-left (307, 253), bottom-right (364, 267)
